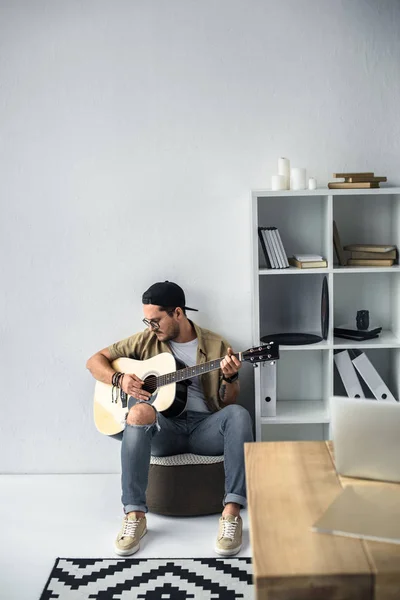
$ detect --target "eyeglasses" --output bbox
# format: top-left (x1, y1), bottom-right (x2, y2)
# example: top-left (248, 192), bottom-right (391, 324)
top-left (142, 310), bottom-right (175, 330)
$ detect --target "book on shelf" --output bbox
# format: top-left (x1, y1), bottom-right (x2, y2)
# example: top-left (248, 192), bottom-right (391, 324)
top-left (333, 221), bottom-right (347, 266)
top-left (350, 250), bottom-right (396, 260)
top-left (334, 324), bottom-right (382, 341)
top-left (270, 228), bottom-right (285, 268)
top-left (274, 228), bottom-right (290, 267)
top-left (293, 254), bottom-right (324, 261)
top-left (328, 182), bottom-right (380, 189)
top-left (264, 228), bottom-right (279, 268)
top-left (288, 257), bottom-right (327, 269)
top-left (345, 176), bottom-right (387, 183)
top-left (344, 244), bottom-right (396, 253)
top-left (258, 226), bottom-right (289, 269)
top-left (329, 172), bottom-right (387, 189)
top-left (333, 331), bottom-right (380, 341)
top-left (347, 259), bottom-right (394, 267)
top-left (334, 323), bottom-right (382, 338)
top-left (333, 172), bottom-right (375, 178)
top-left (257, 227), bottom-right (272, 269)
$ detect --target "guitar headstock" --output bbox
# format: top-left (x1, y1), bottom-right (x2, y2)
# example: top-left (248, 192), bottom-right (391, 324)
top-left (242, 342), bottom-right (279, 365)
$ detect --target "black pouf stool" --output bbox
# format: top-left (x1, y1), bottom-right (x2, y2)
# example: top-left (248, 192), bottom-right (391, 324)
top-left (146, 453), bottom-right (225, 516)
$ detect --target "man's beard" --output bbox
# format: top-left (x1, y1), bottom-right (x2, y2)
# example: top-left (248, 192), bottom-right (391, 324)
top-left (155, 322), bottom-right (180, 342)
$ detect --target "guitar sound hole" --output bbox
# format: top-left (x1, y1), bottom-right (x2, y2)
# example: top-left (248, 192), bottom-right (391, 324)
top-left (143, 375), bottom-right (157, 394)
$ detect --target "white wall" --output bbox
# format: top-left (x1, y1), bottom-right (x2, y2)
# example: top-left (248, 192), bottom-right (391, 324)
top-left (1, 0), bottom-right (399, 473)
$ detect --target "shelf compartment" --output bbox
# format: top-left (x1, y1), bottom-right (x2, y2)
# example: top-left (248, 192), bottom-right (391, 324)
top-left (333, 271), bottom-right (400, 342)
top-left (332, 192), bottom-right (400, 267)
top-left (261, 400), bottom-right (329, 424)
top-left (260, 422), bottom-right (329, 442)
top-left (333, 347), bottom-right (400, 401)
top-left (271, 349), bottom-right (331, 424)
top-left (257, 194), bottom-right (330, 269)
top-left (259, 273), bottom-right (329, 343)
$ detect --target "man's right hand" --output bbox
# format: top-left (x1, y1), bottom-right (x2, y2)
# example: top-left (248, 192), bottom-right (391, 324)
top-left (120, 373), bottom-right (152, 401)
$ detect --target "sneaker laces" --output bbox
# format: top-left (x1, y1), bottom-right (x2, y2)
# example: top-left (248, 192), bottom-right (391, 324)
top-left (221, 517), bottom-right (238, 540)
top-left (122, 517), bottom-right (140, 538)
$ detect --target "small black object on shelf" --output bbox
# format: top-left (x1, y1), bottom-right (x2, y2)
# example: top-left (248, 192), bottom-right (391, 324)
top-left (356, 310), bottom-right (369, 331)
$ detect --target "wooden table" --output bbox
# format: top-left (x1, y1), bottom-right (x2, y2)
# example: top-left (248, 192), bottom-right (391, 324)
top-left (244, 441), bottom-right (400, 600)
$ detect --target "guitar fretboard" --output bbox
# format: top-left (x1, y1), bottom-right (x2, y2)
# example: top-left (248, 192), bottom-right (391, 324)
top-left (156, 353), bottom-right (241, 387)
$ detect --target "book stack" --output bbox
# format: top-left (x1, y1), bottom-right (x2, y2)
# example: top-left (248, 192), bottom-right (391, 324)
top-left (258, 227), bottom-right (289, 269)
top-left (334, 322), bottom-right (382, 342)
top-left (328, 172), bottom-right (387, 189)
top-left (343, 244), bottom-right (397, 267)
top-left (288, 254), bottom-right (327, 269)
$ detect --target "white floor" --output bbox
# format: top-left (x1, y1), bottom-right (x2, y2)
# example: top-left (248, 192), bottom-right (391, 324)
top-left (0, 474), bottom-right (251, 600)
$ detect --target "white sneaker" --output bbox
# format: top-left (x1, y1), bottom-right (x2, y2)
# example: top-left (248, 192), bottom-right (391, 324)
top-left (214, 514), bottom-right (242, 556)
top-left (114, 513), bottom-right (147, 556)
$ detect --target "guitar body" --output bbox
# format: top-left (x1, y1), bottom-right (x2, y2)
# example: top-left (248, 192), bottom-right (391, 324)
top-left (93, 354), bottom-right (188, 436)
top-left (93, 342), bottom-right (280, 436)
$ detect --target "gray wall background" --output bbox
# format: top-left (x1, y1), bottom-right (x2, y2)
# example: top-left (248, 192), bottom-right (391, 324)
top-left (1, 0), bottom-right (399, 472)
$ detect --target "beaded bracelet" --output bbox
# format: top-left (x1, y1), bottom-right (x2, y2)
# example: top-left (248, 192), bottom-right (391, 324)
top-left (111, 371), bottom-right (124, 403)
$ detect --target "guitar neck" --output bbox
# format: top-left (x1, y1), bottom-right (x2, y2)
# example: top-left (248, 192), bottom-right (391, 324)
top-left (157, 352), bottom-right (242, 387)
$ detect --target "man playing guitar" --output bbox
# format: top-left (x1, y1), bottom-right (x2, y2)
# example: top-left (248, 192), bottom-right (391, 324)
top-left (86, 280), bottom-right (253, 557)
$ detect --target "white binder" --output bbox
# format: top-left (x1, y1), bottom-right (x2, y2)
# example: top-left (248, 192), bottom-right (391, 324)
top-left (351, 352), bottom-right (397, 402)
top-left (334, 350), bottom-right (365, 398)
top-left (260, 361), bottom-right (277, 417)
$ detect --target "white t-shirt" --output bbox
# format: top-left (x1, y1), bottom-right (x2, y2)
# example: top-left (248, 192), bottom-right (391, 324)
top-left (169, 338), bottom-right (210, 413)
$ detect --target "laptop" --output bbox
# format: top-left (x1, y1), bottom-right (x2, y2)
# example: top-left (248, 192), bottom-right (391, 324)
top-left (330, 396), bottom-right (400, 483)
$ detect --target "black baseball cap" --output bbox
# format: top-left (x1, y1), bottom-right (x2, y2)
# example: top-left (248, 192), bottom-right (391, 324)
top-left (142, 281), bottom-right (198, 312)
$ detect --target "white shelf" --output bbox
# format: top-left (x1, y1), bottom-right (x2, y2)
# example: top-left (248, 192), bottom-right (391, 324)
top-left (333, 330), bottom-right (400, 349)
top-left (280, 340), bottom-right (331, 350)
top-left (333, 266), bottom-right (400, 274)
top-left (253, 187), bottom-right (400, 197)
top-left (259, 266), bottom-right (400, 275)
top-left (259, 339), bottom-right (331, 351)
top-left (261, 400), bottom-right (329, 424)
top-left (259, 267), bottom-right (329, 275)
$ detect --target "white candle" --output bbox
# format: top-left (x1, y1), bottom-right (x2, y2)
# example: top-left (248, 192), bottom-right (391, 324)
top-left (271, 174), bottom-right (287, 191)
top-left (278, 157), bottom-right (290, 189)
top-left (291, 168), bottom-right (307, 190)
top-left (308, 177), bottom-right (317, 190)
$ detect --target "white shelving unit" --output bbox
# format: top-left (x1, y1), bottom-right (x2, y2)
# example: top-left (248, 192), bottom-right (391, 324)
top-left (251, 187), bottom-right (400, 442)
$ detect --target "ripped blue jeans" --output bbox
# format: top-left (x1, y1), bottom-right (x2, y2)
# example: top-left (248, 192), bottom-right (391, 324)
top-left (116, 404), bottom-right (253, 514)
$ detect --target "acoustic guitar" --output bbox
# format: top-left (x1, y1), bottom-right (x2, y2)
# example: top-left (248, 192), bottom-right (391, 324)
top-left (93, 343), bottom-right (279, 435)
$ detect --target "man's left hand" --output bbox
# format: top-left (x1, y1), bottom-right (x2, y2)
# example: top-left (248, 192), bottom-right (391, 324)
top-left (220, 347), bottom-right (241, 380)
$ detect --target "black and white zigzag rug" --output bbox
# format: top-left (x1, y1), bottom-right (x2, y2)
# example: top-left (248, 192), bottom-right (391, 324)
top-left (40, 557), bottom-right (253, 599)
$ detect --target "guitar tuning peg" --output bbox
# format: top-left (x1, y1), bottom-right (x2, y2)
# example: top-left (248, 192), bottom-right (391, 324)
top-left (253, 363), bottom-right (259, 368)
